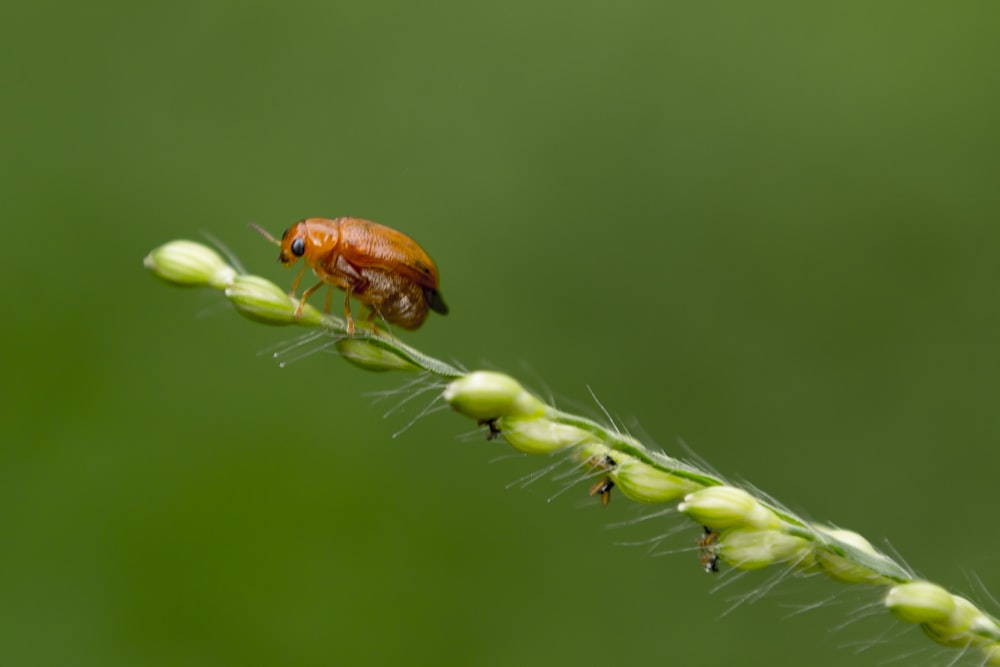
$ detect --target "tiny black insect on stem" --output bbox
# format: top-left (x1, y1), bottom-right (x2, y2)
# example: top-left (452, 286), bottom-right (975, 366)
top-left (477, 417), bottom-right (502, 440)
top-left (697, 526), bottom-right (721, 573)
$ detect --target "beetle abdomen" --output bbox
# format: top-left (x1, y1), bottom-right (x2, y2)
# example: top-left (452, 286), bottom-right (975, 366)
top-left (360, 267), bottom-right (430, 330)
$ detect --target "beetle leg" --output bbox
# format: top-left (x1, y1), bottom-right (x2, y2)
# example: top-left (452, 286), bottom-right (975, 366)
top-left (296, 281), bottom-right (325, 318)
top-left (289, 265), bottom-right (308, 297)
top-left (334, 254), bottom-right (363, 282)
top-left (324, 285), bottom-right (333, 314)
top-left (330, 255), bottom-right (371, 336)
top-left (333, 256), bottom-right (371, 293)
top-left (366, 307), bottom-right (386, 334)
top-left (343, 288), bottom-right (355, 336)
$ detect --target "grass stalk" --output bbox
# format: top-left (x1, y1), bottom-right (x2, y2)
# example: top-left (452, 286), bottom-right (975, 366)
top-left (145, 239), bottom-right (1000, 665)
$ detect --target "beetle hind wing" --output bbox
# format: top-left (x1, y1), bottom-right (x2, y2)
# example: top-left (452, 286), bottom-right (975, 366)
top-left (423, 287), bottom-right (449, 315)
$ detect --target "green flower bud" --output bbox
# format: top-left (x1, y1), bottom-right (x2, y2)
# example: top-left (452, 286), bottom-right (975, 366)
top-left (144, 240), bottom-right (237, 289)
top-left (678, 486), bottom-right (780, 530)
top-left (717, 527), bottom-right (812, 571)
top-left (500, 416), bottom-right (593, 455)
top-left (921, 595), bottom-right (999, 649)
top-left (981, 643), bottom-right (1000, 665)
top-left (885, 582), bottom-right (955, 625)
top-left (815, 527), bottom-right (889, 585)
top-left (225, 275), bottom-right (324, 327)
top-left (611, 454), bottom-right (702, 504)
top-left (335, 338), bottom-right (418, 372)
top-left (442, 371), bottom-right (546, 421)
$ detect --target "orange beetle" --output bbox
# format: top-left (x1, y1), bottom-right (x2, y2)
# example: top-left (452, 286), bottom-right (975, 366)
top-left (252, 217), bottom-right (448, 335)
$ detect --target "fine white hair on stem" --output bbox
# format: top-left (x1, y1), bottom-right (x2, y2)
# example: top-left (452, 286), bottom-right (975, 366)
top-left (623, 415), bottom-right (655, 444)
top-left (829, 596), bottom-right (891, 634)
top-left (707, 566), bottom-right (755, 597)
top-left (612, 533), bottom-right (673, 554)
top-left (201, 229), bottom-right (247, 275)
top-left (365, 373), bottom-right (436, 402)
top-left (373, 313), bottom-right (395, 339)
top-left (969, 572), bottom-right (1000, 612)
top-left (378, 379), bottom-right (444, 419)
top-left (550, 453), bottom-right (603, 484)
top-left (647, 543), bottom-right (714, 563)
top-left (261, 330), bottom-right (325, 358)
top-left (384, 383), bottom-right (446, 420)
top-left (605, 506), bottom-right (677, 530)
top-left (838, 617), bottom-right (917, 657)
top-left (740, 481), bottom-right (800, 522)
top-left (624, 418), bottom-right (676, 462)
top-left (517, 360), bottom-right (558, 408)
top-left (486, 451), bottom-right (530, 465)
top-left (361, 372), bottom-right (451, 437)
top-left (876, 644), bottom-right (927, 666)
top-left (546, 465), bottom-right (606, 504)
top-left (457, 428), bottom-right (494, 444)
top-left (620, 525), bottom-right (697, 556)
top-left (719, 564), bottom-right (801, 616)
top-left (254, 330), bottom-right (321, 358)
top-left (259, 330), bottom-right (341, 368)
top-left (778, 594), bottom-right (840, 619)
top-left (391, 394), bottom-right (449, 439)
top-left (194, 296), bottom-right (238, 320)
top-left (586, 384), bottom-right (624, 435)
top-left (880, 538), bottom-right (918, 581)
top-left (505, 456), bottom-right (569, 491)
top-left (675, 436), bottom-right (727, 483)
top-left (277, 338), bottom-right (341, 368)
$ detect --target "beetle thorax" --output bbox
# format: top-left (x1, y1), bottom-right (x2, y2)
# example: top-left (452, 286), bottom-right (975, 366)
top-left (301, 218), bottom-right (340, 256)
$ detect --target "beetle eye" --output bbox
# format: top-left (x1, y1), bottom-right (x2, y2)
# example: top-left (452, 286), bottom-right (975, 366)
top-left (290, 238), bottom-right (306, 257)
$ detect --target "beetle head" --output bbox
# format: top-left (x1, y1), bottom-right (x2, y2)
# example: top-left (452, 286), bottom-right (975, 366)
top-left (249, 221), bottom-right (308, 267)
top-left (276, 224), bottom-right (304, 266)
top-left (252, 218), bottom-right (340, 267)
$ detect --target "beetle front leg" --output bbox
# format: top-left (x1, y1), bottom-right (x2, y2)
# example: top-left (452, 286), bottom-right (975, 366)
top-left (296, 281), bottom-right (325, 318)
top-left (289, 265), bottom-right (307, 297)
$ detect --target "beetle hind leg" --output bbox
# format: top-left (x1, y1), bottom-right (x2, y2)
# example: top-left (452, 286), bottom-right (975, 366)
top-left (366, 307), bottom-right (388, 335)
top-left (343, 289), bottom-right (355, 336)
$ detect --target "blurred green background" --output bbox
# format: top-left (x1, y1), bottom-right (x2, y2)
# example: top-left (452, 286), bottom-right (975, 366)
top-left (3, 2), bottom-right (999, 665)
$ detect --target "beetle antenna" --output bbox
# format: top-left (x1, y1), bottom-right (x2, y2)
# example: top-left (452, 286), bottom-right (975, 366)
top-left (249, 222), bottom-right (280, 246)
